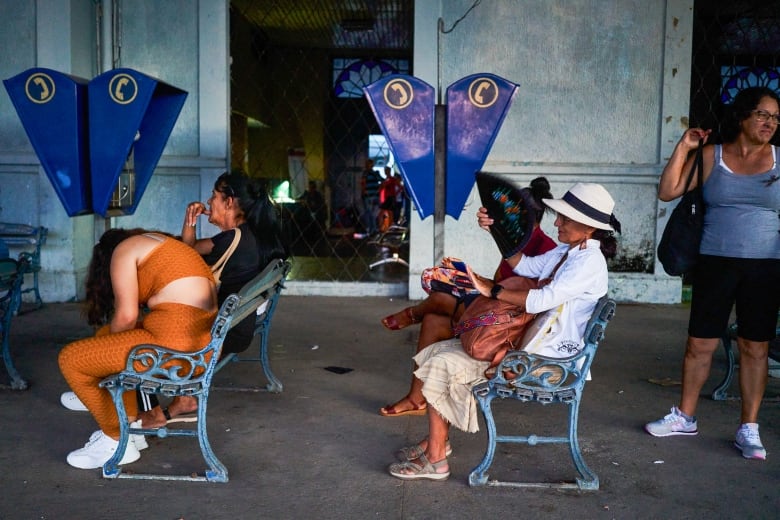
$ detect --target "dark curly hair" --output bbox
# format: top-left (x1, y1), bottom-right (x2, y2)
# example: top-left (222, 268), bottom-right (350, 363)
top-left (214, 171), bottom-right (289, 264)
top-left (721, 86), bottom-right (780, 142)
top-left (83, 228), bottom-right (148, 326)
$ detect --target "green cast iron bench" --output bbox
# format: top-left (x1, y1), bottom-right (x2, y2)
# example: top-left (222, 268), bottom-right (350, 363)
top-left (99, 258), bottom-right (290, 482)
top-left (469, 296), bottom-right (616, 491)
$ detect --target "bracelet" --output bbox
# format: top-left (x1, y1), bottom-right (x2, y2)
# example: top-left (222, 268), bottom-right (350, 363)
top-left (490, 283), bottom-right (504, 299)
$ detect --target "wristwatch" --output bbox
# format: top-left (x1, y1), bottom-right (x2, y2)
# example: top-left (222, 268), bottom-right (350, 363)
top-left (490, 283), bottom-right (504, 299)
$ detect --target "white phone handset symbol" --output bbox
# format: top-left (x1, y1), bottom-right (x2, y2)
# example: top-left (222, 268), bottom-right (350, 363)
top-left (114, 78), bottom-right (130, 101)
top-left (33, 77), bottom-right (49, 100)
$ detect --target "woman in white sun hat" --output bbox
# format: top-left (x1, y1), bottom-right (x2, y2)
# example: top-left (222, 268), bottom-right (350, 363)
top-left (387, 182), bottom-right (621, 481)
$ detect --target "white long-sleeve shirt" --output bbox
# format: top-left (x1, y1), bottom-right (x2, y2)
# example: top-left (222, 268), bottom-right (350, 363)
top-left (512, 239), bottom-right (608, 358)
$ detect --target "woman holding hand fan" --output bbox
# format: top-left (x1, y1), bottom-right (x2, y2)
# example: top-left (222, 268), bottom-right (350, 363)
top-left (378, 176), bottom-right (556, 417)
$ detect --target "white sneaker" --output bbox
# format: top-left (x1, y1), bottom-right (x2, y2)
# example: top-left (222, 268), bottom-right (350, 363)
top-left (735, 423), bottom-right (766, 460)
top-left (645, 406), bottom-right (698, 437)
top-left (66, 430), bottom-right (140, 469)
top-left (60, 391), bottom-right (88, 412)
top-left (130, 420), bottom-right (148, 451)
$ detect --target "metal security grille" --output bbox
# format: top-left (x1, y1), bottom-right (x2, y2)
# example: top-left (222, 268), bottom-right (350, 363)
top-left (229, 1), bottom-right (413, 285)
top-left (691, 0), bottom-right (780, 143)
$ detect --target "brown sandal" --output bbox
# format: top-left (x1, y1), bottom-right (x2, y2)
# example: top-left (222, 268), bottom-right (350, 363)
top-left (381, 307), bottom-right (421, 331)
top-left (379, 398), bottom-right (427, 417)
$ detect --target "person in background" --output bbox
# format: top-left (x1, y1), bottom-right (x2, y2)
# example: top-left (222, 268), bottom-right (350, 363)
top-left (378, 166), bottom-right (404, 229)
top-left (645, 86), bottom-right (780, 461)
top-left (58, 229), bottom-right (217, 469)
top-left (361, 159), bottom-right (382, 234)
top-left (378, 177), bottom-right (557, 417)
top-left (298, 180), bottom-right (327, 226)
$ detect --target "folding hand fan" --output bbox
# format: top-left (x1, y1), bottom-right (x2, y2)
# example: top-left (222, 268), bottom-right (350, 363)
top-left (476, 172), bottom-right (539, 258)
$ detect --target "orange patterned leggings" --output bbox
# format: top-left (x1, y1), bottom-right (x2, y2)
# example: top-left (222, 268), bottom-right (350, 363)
top-left (58, 303), bottom-right (214, 438)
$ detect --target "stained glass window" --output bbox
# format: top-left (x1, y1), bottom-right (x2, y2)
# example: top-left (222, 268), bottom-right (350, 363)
top-left (332, 58), bottom-right (410, 98)
top-left (721, 66), bottom-right (780, 104)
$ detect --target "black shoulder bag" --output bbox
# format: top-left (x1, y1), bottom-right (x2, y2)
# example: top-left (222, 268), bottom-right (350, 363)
top-left (657, 143), bottom-right (705, 276)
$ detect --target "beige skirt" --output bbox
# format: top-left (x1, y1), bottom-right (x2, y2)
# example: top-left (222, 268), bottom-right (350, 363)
top-left (413, 338), bottom-right (489, 433)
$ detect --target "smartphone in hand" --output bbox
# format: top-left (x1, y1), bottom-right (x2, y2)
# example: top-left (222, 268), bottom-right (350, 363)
top-left (450, 259), bottom-right (468, 272)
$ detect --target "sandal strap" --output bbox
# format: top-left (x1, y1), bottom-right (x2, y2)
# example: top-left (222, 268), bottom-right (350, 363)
top-left (398, 439), bottom-right (453, 461)
top-left (397, 444), bottom-right (424, 461)
top-left (389, 459), bottom-right (424, 474)
top-left (418, 452), bottom-right (448, 472)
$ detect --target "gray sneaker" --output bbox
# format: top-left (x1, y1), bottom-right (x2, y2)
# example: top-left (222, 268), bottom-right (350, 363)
top-left (735, 423), bottom-right (766, 460)
top-left (645, 406), bottom-right (698, 437)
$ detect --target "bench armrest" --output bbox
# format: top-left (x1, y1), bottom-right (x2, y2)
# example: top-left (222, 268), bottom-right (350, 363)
top-left (487, 347), bottom-right (594, 393)
top-left (124, 343), bottom-right (213, 382)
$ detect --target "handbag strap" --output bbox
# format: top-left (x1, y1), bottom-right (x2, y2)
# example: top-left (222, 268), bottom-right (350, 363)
top-left (453, 310), bottom-right (518, 336)
top-left (537, 251), bottom-right (569, 287)
top-left (211, 227), bottom-right (242, 283)
top-left (683, 140), bottom-right (704, 195)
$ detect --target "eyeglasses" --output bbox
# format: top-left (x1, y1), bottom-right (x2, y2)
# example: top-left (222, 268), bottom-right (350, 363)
top-left (752, 109), bottom-right (780, 125)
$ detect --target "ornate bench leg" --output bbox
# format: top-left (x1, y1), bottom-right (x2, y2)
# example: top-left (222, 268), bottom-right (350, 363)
top-left (568, 399), bottom-right (598, 490)
top-left (31, 269), bottom-right (43, 309)
top-left (102, 387), bottom-right (132, 479)
top-left (468, 392), bottom-right (497, 486)
top-left (1, 328), bottom-right (27, 390)
top-left (712, 330), bottom-right (735, 401)
top-left (196, 396), bottom-right (228, 482)
top-left (1, 285), bottom-right (27, 390)
top-left (258, 325), bottom-right (283, 393)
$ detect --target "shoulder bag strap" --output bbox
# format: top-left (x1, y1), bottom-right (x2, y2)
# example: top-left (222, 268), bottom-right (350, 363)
top-left (537, 251), bottom-right (569, 287)
top-left (686, 141), bottom-right (705, 217)
top-left (211, 228), bottom-right (242, 284)
top-left (684, 140), bottom-right (704, 194)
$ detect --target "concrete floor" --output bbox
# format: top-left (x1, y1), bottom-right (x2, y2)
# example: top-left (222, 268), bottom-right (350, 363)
top-left (1, 297), bottom-right (778, 519)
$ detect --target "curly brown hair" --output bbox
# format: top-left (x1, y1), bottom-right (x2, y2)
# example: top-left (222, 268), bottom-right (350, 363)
top-left (83, 228), bottom-right (148, 326)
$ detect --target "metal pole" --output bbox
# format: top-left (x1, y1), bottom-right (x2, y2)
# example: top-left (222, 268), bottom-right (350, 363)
top-left (434, 104), bottom-right (446, 265)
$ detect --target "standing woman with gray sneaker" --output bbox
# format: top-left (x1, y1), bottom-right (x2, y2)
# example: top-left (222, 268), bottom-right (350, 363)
top-left (645, 87), bottom-right (780, 460)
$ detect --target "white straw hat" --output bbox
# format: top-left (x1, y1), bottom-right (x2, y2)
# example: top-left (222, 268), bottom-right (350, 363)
top-left (543, 183), bottom-right (619, 231)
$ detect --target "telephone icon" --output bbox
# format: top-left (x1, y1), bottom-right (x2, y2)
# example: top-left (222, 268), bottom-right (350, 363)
top-left (473, 81), bottom-right (491, 104)
top-left (33, 77), bottom-right (49, 100)
top-left (108, 74), bottom-right (138, 104)
top-left (114, 78), bottom-right (129, 101)
top-left (24, 72), bottom-right (55, 104)
top-left (391, 83), bottom-right (408, 105)
top-left (383, 78), bottom-right (414, 109)
top-left (467, 77), bottom-right (499, 108)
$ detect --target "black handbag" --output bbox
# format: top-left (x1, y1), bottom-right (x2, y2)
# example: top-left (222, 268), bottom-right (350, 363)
top-left (657, 144), bottom-right (705, 276)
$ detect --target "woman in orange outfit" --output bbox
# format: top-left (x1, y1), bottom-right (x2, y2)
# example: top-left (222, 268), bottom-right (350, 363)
top-left (58, 228), bottom-right (217, 469)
